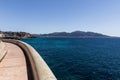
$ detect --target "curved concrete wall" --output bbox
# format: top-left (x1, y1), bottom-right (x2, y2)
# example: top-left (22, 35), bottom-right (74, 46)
top-left (0, 40), bottom-right (7, 62)
top-left (3, 39), bottom-right (57, 80)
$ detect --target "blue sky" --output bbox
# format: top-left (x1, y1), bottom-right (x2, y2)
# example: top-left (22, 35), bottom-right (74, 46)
top-left (0, 0), bottom-right (120, 36)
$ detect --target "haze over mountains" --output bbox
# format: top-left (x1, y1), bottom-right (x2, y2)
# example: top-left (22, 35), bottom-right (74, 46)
top-left (33, 31), bottom-right (110, 38)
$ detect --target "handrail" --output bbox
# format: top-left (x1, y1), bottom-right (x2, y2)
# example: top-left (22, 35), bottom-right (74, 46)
top-left (2, 39), bottom-right (57, 80)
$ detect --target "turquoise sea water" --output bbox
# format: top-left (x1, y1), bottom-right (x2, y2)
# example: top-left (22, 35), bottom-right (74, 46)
top-left (22, 38), bottom-right (120, 80)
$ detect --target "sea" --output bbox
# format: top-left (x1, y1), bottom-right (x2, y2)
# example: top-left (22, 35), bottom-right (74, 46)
top-left (22, 38), bottom-right (120, 80)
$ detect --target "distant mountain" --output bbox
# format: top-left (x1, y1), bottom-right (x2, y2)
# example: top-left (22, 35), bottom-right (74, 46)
top-left (33, 31), bottom-right (110, 38)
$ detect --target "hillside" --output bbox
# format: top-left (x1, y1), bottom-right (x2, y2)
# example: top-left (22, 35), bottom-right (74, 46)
top-left (33, 31), bottom-right (109, 38)
top-left (1, 31), bottom-right (33, 39)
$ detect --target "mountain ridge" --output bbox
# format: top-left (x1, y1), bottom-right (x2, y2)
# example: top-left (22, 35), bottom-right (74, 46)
top-left (33, 31), bottom-right (110, 38)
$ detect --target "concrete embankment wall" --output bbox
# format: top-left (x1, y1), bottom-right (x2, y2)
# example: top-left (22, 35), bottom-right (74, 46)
top-left (2, 39), bottom-right (57, 80)
top-left (0, 40), bottom-right (7, 62)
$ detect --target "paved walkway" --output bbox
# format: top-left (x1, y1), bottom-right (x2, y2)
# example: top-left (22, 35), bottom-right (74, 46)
top-left (0, 43), bottom-right (28, 80)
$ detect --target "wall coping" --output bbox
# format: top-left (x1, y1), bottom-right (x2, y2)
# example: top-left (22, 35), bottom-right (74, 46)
top-left (3, 39), bottom-right (57, 80)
